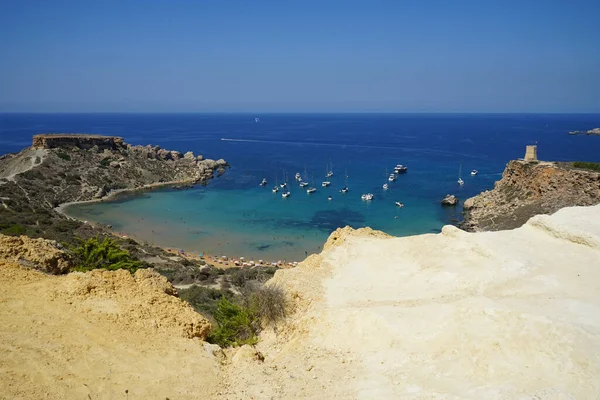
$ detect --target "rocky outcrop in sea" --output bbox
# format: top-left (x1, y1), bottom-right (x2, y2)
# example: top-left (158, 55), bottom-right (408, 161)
top-left (568, 127), bottom-right (600, 135)
top-left (460, 159), bottom-right (600, 231)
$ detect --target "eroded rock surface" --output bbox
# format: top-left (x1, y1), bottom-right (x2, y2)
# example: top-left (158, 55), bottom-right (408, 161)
top-left (461, 160), bottom-right (600, 231)
top-left (218, 205), bottom-right (600, 399)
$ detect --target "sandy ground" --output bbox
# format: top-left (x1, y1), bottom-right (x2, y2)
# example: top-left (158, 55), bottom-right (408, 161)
top-left (0, 264), bottom-right (220, 400)
top-left (218, 206), bottom-right (600, 399)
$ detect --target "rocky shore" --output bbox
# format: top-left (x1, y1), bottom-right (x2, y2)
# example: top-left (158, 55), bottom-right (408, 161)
top-left (461, 159), bottom-right (600, 231)
top-left (569, 127), bottom-right (600, 135)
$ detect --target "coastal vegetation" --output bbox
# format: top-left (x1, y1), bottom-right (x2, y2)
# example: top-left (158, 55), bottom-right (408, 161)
top-left (573, 161), bottom-right (600, 172)
top-left (180, 274), bottom-right (286, 347)
top-left (70, 236), bottom-right (144, 273)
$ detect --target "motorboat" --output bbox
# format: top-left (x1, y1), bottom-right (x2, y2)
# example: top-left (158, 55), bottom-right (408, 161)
top-left (458, 163), bottom-right (464, 185)
top-left (260, 178), bottom-right (267, 186)
top-left (471, 170), bottom-right (478, 176)
top-left (280, 182), bottom-right (287, 189)
top-left (299, 181), bottom-right (309, 187)
top-left (383, 183), bottom-right (389, 190)
top-left (282, 191), bottom-right (291, 198)
top-left (361, 193), bottom-right (374, 201)
top-left (322, 181), bottom-right (331, 187)
top-left (272, 186), bottom-right (279, 193)
top-left (328, 196), bottom-right (332, 201)
top-left (388, 174), bottom-right (396, 182)
top-left (395, 201), bottom-right (404, 207)
top-left (394, 165), bottom-right (408, 174)
top-left (295, 172), bottom-right (302, 181)
top-left (307, 187), bottom-right (317, 194)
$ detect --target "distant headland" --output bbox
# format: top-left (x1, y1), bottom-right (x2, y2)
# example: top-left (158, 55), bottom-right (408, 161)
top-left (568, 127), bottom-right (600, 135)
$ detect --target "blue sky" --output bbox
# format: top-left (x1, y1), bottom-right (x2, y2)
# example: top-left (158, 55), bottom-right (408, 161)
top-left (1, 0), bottom-right (599, 113)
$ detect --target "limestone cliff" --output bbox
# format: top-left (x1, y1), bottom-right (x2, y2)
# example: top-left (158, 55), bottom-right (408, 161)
top-left (219, 205), bottom-right (600, 399)
top-left (461, 160), bottom-right (600, 231)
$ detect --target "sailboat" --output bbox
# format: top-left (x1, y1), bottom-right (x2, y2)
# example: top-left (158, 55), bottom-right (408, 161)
top-left (299, 165), bottom-right (309, 187)
top-left (322, 164), bottom-right (331, 187)
top-left (272, 174), bottom-right (279, 193)
top-left (326, 160), bottom-right (333, 178)
top-left (280, 170), bottom-right (287, 188)
top-left (307, 173), bottom-right (317, 194)
top-left (383, 168), bottom-right (389, 189)
top-left (340, 170), bottom-right (349, 193)
top-left (260, 178), bottom-right (267, 186)
top-left (457, 163), bottom-right (464, 186)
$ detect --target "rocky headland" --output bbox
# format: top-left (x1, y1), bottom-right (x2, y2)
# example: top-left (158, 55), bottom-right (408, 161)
top-left (0, 133), bottom-right (230, 282)
top-left (461, 159), bottom-right (600, 231)
top-left (569, 127), bottom-right (600, 135)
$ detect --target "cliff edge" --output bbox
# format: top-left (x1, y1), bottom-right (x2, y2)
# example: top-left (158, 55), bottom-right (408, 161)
top-left (218, 204), bottom-right (600, 399)
top-left (461, 160), bottom-right (600, 231)
top-left (0, 234), bottom-right (217, 399)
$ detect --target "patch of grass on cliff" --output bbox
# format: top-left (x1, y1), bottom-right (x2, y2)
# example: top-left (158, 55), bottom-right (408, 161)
top-left (573, 161), bottom-right (600, 172)
top-left (203, 284), bottom-right (288, 347)
top-left (70, 236), bottom-right (145, 273)
top-left (57, 151), bottom-right (71, 161)
top-left (0, 223), bottom-right (26, 236)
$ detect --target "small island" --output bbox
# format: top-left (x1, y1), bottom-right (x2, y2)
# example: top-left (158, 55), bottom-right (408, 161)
top-left (568, 127), bottom-right (600, 135)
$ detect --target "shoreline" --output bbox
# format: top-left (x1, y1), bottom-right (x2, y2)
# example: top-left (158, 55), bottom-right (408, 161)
top-left (56, 180), bottom-right (303, 269)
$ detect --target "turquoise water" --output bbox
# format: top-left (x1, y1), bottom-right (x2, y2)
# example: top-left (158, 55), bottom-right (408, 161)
top-left (2, 113), bottom-right (599, 261)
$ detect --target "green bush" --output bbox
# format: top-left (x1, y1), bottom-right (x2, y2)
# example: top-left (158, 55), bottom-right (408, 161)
top-left (204, 283), bottom-right (288, 348)
top-left (99, 158), bottom-right (111, 167)
top-left (1, 224), bottom-right (27, 236)
top-left (57, 152), bottom-right (71, 161)
top-left (179, 285), bottom-right (233, 316)
top-left (70, 236), bottom-right (144, 273)
top-left (207, 297), bottom-right (259, 347)
top-left (573, 161), bottom-right (600, 172)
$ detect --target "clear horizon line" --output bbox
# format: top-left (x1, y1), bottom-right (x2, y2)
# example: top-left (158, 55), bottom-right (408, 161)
top-left (1, 111), bottom-right (600, 115)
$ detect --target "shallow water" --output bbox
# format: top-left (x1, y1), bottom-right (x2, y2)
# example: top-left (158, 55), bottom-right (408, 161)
top-left (2, 113), bottom-right (599, 261)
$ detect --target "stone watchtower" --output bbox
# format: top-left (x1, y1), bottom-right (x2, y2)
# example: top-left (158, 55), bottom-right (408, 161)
top-left (524, 145), bottom-right (538, 162)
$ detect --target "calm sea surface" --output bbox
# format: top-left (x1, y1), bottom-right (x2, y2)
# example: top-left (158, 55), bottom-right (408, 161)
top-left (1, 113), bottom-right (599, 261)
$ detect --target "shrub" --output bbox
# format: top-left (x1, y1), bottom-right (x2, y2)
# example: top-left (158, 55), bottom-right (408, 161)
top-left (243, 283), bottom-right (288, 326)
top-left (207, 297), bottom-right (259, 347)
top-left (57, 152), bottom-right (71, 161)
top-left (179, 285), bottom-right (233, 316)
top-left (573, 161), bottom-right (600, 172)
top-left (70, 236), bottom-right (144, 273)
top-left (99, 158), bottom-right (111, 167)
top-left (1, 224), bottom-right (27, 236)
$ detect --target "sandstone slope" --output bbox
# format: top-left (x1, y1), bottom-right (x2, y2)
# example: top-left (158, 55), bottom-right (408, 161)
top-left (461, 160), bottom-right (600, 231)
top-left (0, 262), bottom-right (218, 399)
top-left (220, 205), bottom-right (600, 399)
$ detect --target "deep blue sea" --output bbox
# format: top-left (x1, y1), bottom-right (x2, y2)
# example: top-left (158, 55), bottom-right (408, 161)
top-left (1, 113), bottom-right (599, 261)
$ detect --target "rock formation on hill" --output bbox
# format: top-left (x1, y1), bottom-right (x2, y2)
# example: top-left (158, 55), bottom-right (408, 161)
top-left (461, 160), bottom-right (600, 231)
top-left (218, 205), bottom-right (600, 399)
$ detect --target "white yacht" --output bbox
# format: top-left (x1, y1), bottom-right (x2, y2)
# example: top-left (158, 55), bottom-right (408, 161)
top-left (361, 193), bottom-right (374, 201)
top-left (295, 172), bottom-right (302, 181)
top-left (260, 178), bottom-right (267, 186)
top-left (322, 181), bottom-right (331, 187)
top-left (299, 181), bottom-right (309, 187)
top-left (394, 165), bottom-right (408, 174)
top-left (272, 186), bottom-right (279, 193)
top-left (307, 187), bottom-right (317, 194)
top-left (471, 170), bottom-right (478, 176)
top-left (383, 183), bottom-right (389, 190)
top-left (395, 201), bottom-right (404, 207)
top-left (282, 191), bottom-right (291, 198)
top-left (388, 174), bottom-right (396, 182)
top-left (458, 163), bottom-right (464, 186)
